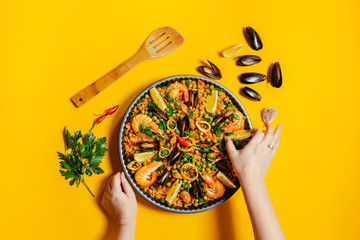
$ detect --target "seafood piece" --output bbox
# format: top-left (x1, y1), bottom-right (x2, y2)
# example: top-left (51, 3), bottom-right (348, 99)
top-left (195, 121), bottom-right (211, 132)
top-left (137, 141), bottom-right (159, 149)
top-left (191, 179), bottom-right (203, 198)
top-left (166, 82), bottom-right (189, 102)
top-left (131, 114), bottom-right (164, 134)
top-left (148, 106), bottom-right (168, 121)
top-left (198, 60), bottom-right (222, 80)
top-left (262, 108), bottom-right (277, 123)
top-left (127, 161), bottom-right (141, 171)
top-left (135, 161), bottom-right (163, 187)
top-left (270, 62), bottom-right (282, 88)
top-left (178, 115), bottom-right (190, 137)
top-left (222, 111), bottom-right (245, 133)
top-left (240, 73), bottom-right (266, 84)
top-left (168, 148), bottom-right (183, 166)
top-left (240, 87), bottom-right (261, 101)
top-left (216, 160), bottom-right (232, 173)
top-left (244, 26), bottom-right (263, 50)
top-left (172, 169), bottom-right (183, 179)
top-left (236, 55), bottom-right (261, 66)
top-left (157, 169), bottom-right (171, 185)
top-left (180, 163), bottom-right (198, 181)
top-left (188, 90), bottom-right (198, 108)
top-left (200, 172), bottom-right (225, 199)
top-left (180, 190), bottom-right (191, 203)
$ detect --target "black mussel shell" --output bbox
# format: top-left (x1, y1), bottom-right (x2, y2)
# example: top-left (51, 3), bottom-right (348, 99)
top-left (270, 62), bottom-right (282, 88)
top-left (240, 73), bottom-right (266, 84)
top-left (236, 55), bottom-right (261, 66)
top-left (148, 106), bottom-right (168, 121)
top-left (244, 26), bottom-right (263, 50)
top-left (216, 160), bottom-right (232, 173)
top-left (198, 59), bottom-right (222, 80)
top-left (213, 114), bottom-right (228, 124)
top-left (240, 87), bottom-right (262, 101)
top-left (137, 141), bottom-right (159, 149)
top-left (178, 115), bottom-right (190, 137)
top-left (157, 169), bottom-right (170, 185)
top-left (188, 90), bottom-right (198, 108)
top-left (191, 179), bottom-right (203, 198)
top-left (169, 148), bottom-right (183, 166)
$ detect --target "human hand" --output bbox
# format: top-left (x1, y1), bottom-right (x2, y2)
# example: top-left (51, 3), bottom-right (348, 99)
top-left (101, 172), bottom-right (137, 226)
top-left (224, 123), bottom-right (282, 185)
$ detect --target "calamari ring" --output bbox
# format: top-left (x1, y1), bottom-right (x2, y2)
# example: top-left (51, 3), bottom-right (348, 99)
top-left (167, 118), bottom-right (177, 132)
top-left (158, 147), bottom-right (172, 158)
top-left (195, 121), bottom-right (211, 132)
top-left (180, 163), bottom-right (198, 181)
top-left (127, 161), bottom-right (142, 171)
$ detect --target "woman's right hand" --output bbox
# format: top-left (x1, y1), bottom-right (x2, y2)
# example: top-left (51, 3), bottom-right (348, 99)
top-left (224, 123), bottom-right (282, 185)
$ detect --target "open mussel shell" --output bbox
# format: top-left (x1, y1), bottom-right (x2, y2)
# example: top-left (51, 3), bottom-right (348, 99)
top-left (270, 62), bottom-right (282, 88)
top-left (157, 169), bottom-right (171, 186)
top-left (240, 73), bottom-right (266, 84)
top-left (168, 148), bottom-right (183, 166)
top-left (137, 141), bottom-right (159, 149)
top-left (216, 160), bottom-right (232, 173)
top-left (178, 115), bottom-right (190, 137)
top-left (240, 87), bottom-right (261, 101)
top-left (198, 60), bottom-right (222, 80)
top-left (188, 90), bottom-right (198, 108)
top-left (191, 179), bottom-right (203, 198)
top-left (148, 106), bottom-right (168, 121)
top-left (236, 55), bottom-right (261, 66)
top-left (244, 26), bottom-right (263, 50)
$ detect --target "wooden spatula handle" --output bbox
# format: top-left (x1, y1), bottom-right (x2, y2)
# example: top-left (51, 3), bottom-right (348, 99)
top-left (71, 51), bottom-right (146, 107)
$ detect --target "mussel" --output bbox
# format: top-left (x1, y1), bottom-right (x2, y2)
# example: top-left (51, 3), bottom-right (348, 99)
top-left (198, 59), bottom-right (222, 80)
top-left (137, 141), bottom-right (159, 149)
top-left (216, 160), bottom-right (232, 173)
top-left (244, 26), bottom-right (263, 50)
top-left (270, 62), bottom-right (282, 88)
top-left (148, 106), bottom-right (168, 121)
top-left (190, 179), bottom-right (203, 198)
top-left (240, 87), bottom-right (262, 101)
top-left (236, 55), bottom-right (261, 66)
top-left (213, 114), bottom-right (228, 124)
top-left (178, 115), bottom-right (190, 137)
top-left (157, 169), bottom-right (171, 186)
top-left (240, 73), bottom-right (266, 84)
top-left (168, 148), bottom-right (183, 166)
top-left (188, 90), bottom-right (198, 108)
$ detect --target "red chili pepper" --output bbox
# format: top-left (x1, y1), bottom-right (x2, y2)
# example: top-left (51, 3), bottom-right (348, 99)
top-left (106, 105), bottom-right (119, 115)
top-left (89, 114), bottom-right (107, 131)
top-left (176, 135), bottom-right (192, 147)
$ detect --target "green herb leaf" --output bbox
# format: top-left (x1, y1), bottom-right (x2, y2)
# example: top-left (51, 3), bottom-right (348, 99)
top-left (184, 131), bottom-right (196, 137)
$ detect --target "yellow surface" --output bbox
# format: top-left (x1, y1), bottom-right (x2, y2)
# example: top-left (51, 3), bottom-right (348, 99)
top-left (1, 0), bottom-right (359, 239)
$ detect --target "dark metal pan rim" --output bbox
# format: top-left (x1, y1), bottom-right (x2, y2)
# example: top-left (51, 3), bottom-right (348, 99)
top-left (118, 74), bottom-right (252, 214)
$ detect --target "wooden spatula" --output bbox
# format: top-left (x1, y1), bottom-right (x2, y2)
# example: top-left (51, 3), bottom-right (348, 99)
top-left (71, 26), bottom-right (184, 107)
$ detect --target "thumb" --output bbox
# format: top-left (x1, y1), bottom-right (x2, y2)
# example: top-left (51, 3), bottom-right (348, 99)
top-left (224, 136), bottom-right (237, 156)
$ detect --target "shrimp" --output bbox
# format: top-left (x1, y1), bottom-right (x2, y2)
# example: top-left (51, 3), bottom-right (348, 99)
top-left (135, 161), bottom-right (163, 187)
top-left (222, 110), bottom-right (245, 133)
top-left (166, 82), bottom-right (189, 102)
top-left (200, 172), bottom-right (225, 199)
top-left (131, 114), bottom-right (164, 134)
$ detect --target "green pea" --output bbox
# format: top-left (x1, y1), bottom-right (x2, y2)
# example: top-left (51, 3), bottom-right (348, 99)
top-left (210, 85), bottom-right (214, 90)
top-left (200, 137), bottom-right (205, 141)
top-left (167, 182), bottom-right (171, 187)
top-left (157, 87), bottom-right (162, 91)
top-left (204, 113), bottom-right (209, 118)
top-left (151, 186), bottom-right (154, 190)
top-left (176, 113), bottom-right (180, 117)
top-left (200, 111), bottom-right (204, 115)
top-left (170, 103), bottom-right (174, 108)
top-left (149, 189), bottom-right (153, 194)
top-left (183, 157), bottom-right (187, 161)
top-left (156, 119), bottom-right (160, 124)
top-left (153, 116), bottom-right (158, 120)
top-left (161, 199), bottom-right (165, 203)
top-left (133, 146), bottom-right (138, 150)
top-left (131, 170), bottom-right (135, 174)
top-left (217, 111), bottom-right (221, 115)
top-left (206, 167), bottom-right (211, 172)
top-left (177, 165), bottom-right (181, 169)
top-left (184, 204), bottom-right (188, 208)
top-left (197, 84), bottom-right (201, 89)
top-left (211, 122), bottom-right (215, 126)
top-left (204, 196), bottom-right (208, 200)
top-left (167, 166), bottom-right (171, 171)
top-left (195, 199), bottom-right (199, 203)
top-left (141, 109), bottom-right (145, 114)
top-left (173, 164), bottom-right (177, 169)
top-left (219, 92), bottom-right (224, 96)
top-left (194, 203), bottom-right (199, 207)
top-left (129, 133), bottom-right (133, 138)
top-left (181, 80), bottom-right (186, 84)
top-left (189, 106), bottom-right (193, 110)
top-left (145, 94), bottom-right (149, 98)
top-left (156, 195), bottom-right (160, 199)
top-left (207, 138), bottom-right (211, 142)
top-left (183, 179), bottom-right (187, 184)
top-left (200, 106), bottom-right (204, 111)
top-left (188, 184), bottom-right (192, 188)
top-left (145, 111), bottom-right (148, 115)
top-left (201, 153), bottom-right (206, 158)
top-left (180, 187), bottom-right (184, 190)
top-left (189, 84), bottom-right (193, 88)
top-left (195, 150), bottom-right (199, 154)
top-left (196, 162), bottom-right (200, 166)
top-left (139, 106), bottom-right (143, 110)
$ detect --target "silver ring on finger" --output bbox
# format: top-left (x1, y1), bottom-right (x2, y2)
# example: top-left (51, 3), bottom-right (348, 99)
top-left (268, 144), bottom-right (274, 150)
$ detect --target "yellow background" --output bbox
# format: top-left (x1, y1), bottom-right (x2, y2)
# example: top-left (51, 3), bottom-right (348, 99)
top-left (1, 0), bottom-right (359, 239)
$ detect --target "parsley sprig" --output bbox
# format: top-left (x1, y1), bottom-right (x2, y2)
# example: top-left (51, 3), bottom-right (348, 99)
top-left (57, 129), bottom-right (107, 197)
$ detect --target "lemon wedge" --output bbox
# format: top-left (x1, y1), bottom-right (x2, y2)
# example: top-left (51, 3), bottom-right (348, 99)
top-left (206, 90), bottom-right (218, 113)
top-left (150, 87), bottom-right (167, 111)
top-left (221, 44), bottom-right (243, 57)
top-left (134, 152), bottom-right (155, 162)
top-left (216, 171), bottom-right (236, 188)
top-left (228, 130), bottom-right (251, 140)
top-left (165, 179), bottom-right (182, 205)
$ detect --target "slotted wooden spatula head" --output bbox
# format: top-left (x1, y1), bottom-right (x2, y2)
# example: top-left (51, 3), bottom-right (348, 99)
top-left (142, 26), bottom-right (184, 58)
